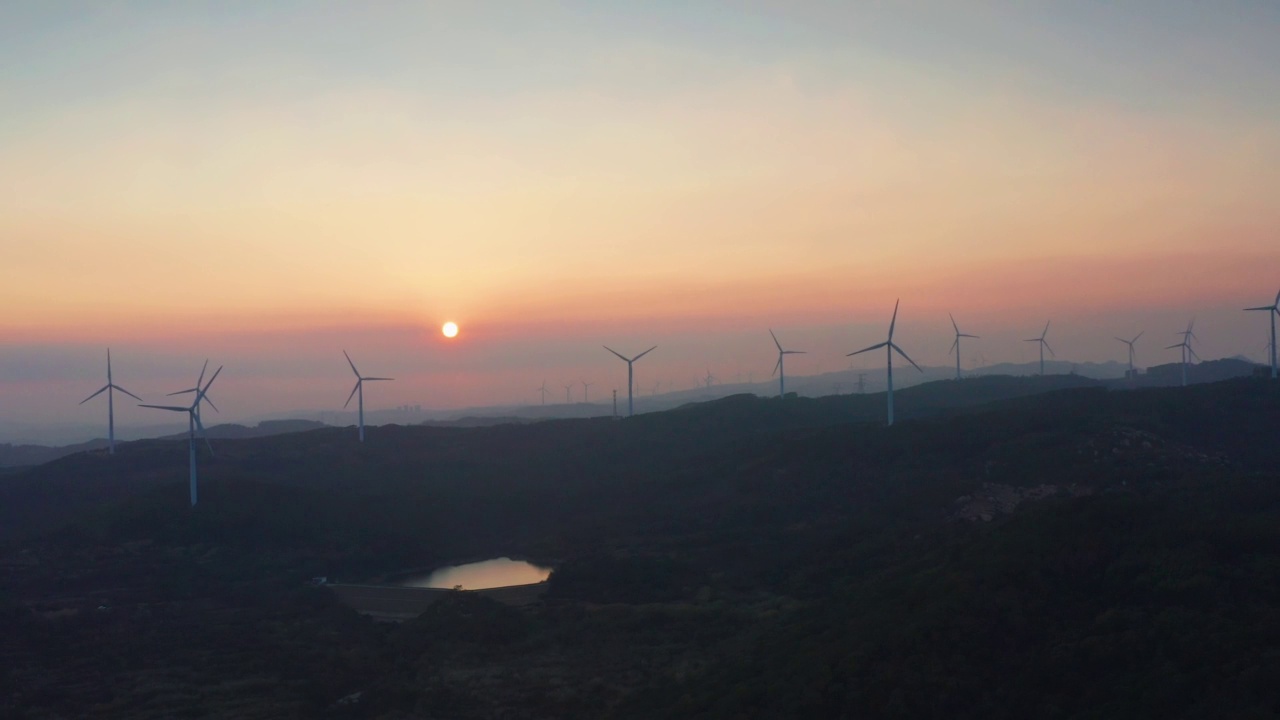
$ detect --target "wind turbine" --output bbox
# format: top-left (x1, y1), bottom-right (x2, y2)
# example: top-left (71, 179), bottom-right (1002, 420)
top-left (1115, 331), bottom-right (1143, 385)
top-left (1245, 288), bottom-right (1280, 379)
top-left (1024, 321), bottom-right (1054, 375)
top-left (604, 345), bottom-right (656, 417)
top-left (703, 368), bottom-right (716, 389)
top-left (948, 314), bottom-right (979, 380)
top-left (769, 329), bottom-right (806, 398)
top-left (79, 349), bottom-right (142, 455)
top-left (1165, 320), bottom-right (1199, 387)
top-left (343, 351), bottom-right (393, 442)
top-left (563, 383), bottom-right (573, 403)
top-left (582, 380), bottom-right (593, 403)
top-left (847, 300), bottom-right (922, 426)
top-left (167, 359), bottom-right (219, 424)
top-left (139, 365), bottom-right (221, 507)
top-left (536, 381), bottom-right (549, 405)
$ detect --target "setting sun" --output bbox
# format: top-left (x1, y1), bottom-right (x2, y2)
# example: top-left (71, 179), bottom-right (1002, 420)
top-left (442, 321), bottom-right (458, 338)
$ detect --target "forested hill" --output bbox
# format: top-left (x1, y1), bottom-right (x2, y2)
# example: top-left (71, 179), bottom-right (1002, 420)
top-left (0, 376), bottom-right (1278, 718)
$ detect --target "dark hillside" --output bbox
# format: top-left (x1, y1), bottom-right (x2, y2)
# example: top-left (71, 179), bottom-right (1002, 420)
top-left (0, 377), bottom-right (1278, 718)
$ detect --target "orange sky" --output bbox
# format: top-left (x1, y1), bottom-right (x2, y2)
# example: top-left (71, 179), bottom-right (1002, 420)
top-left (1, 3), bottom-right (1278, 435)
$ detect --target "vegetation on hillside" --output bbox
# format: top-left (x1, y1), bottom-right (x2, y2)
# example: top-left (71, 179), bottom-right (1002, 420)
top-left (1, 376), bottom-right (1277, 718)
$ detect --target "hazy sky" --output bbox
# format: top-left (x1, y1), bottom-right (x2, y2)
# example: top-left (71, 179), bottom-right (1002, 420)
top-left (3, 2), bottom-right (1279, 434)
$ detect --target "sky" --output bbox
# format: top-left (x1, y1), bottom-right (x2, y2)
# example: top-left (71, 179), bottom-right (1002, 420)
top-left (2, 1), bottom-right (1279, 439)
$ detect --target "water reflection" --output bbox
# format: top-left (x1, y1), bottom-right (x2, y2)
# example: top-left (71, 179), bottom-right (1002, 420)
top-left (400, 557), bottom-right (552, 590)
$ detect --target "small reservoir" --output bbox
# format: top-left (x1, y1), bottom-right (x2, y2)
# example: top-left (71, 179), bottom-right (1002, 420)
top-left (399, 557), bottom-right (552, 590)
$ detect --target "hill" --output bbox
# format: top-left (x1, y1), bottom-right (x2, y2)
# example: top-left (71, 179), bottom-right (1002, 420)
top-left (0, 376), bottom-right (1278, 718)
top-left (0, 419), bottom-right (329, 469)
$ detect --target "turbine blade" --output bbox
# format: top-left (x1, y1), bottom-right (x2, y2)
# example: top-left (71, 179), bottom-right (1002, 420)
top-left (1133, 331), bottom-right (1143, 342)
top-left (949, 312), bottom-right (958, 334)
top-left (195, 359), bottom-right (208, 388)
top-left (201, 365), bottom-right (222, 393)
top-left (847, 341), bottom-right (888, 357)
top-left (603, 346), bottom-right (628, 362)
top-left (343, 350), bottom-right (360, 377)
top-left (201, 395), bottom-right (220, 413)
top-left (633, 346), bottom-right (657, 361)
top-left (960, 334), bottom-right (979, 339)
top-left (1244, 306), bottom-right (1271, 311)
top-left (1165, 343), bottom-right (1182, 350)
top-left (167, 388), bottom-right (197, 397)
top-left (772, 357), bottom-right (781, 377)
top-left (1115, 337), bottom-right (1128, 344)
top-left (948, 338), bottom-right (958, 356)
top-left (80, 385), bottom-right (110, 404)
top-left (138, 404), bottom-right (190, 412)
top-left (1188, 345), bottom-right (1201, 362)
top-left (343, 380), bottom-right (361, 409)
top-left (364, 377), bottom-right (394, 381)
top-left (888, 299), bottom-right (900, 339)
top-left (113, 385), bottom-right (143, 402)
top-left (784, 350), bottom-right (806, 355)
top-left (1043, 340), bottom-right (1055, 357)
top-left (891, 343), bottom-right (923, 372)
top-left (769, 329), bottom-right (783, 352)
top-left (1042, 320), bottom-right (1050, 338)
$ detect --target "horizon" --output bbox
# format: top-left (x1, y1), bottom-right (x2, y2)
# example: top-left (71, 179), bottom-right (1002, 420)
top-left (3, 3), bottom-right (1278, 439)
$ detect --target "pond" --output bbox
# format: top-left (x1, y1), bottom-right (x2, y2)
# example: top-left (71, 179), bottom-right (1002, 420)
top-left (399, 557), bottom-right (552, 590)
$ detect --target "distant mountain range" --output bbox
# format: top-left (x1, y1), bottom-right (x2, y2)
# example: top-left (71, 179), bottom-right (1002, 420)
top-left (1, 358), bottom-right (1264, 465)
top-left (0, 419), bottom-right (326, 469)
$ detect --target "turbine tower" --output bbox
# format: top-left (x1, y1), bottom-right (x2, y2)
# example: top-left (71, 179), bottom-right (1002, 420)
top-left (343, 351), bottom-right (393, 442)
top-left (769, 329), bottom-right (806, 398)
top-left (1115, 331), bottom-right (1144, 385)
top-left (1024, 321), bottom-right (1054, 375)
top-left (948, 314), bottom-right (979, 380)
top-left (79, 349), bottom-right (142, 455)
top-left (604, 345), bottom-right (656, 417)
top-left (1245, 288), bottom-right (1280, 379)
top-left (1165, 321), bottom-right (1199, 387)
top-left (847, 300), bottom-right (922, 426)
top-left (139, 365), bottom-right (221, 507)
top-left (168, 359), bottom-right (220, 424)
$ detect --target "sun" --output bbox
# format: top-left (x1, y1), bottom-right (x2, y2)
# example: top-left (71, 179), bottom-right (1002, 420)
top-left (441, 321), bottom-right (459, 338)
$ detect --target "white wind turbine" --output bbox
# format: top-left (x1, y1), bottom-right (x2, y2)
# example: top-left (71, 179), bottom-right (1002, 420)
top-left (948, 314), bottom-right (979, 380)
top-left (1165, 320), bottom-right (1199, 387)
top-left (536, 381), bottom-right (549, 405)
top-left (604, 345), bottom-right (656, 417)
top-left (139, 365), bottom-right (221, 507)
top-left (769, 329), bottom-right (805, 398)
top-left (79, 349), bottom-right (142, 455)
top-left (167, 359), bottom-right (220, 424)
top-left (563, 383), bottom-right (574, 403)
top-left (582, 380), bottom-right (593, 403)
top-left (1115, 331), bottom-right (1144, 385)
top-left (343, 351), bottom-right (393, 442)
top-left (1245, 288), bottom-right (1280, 379)
top-left (847, 300), bottom-right (922, 426)
top-left (1024, 321), bottom-right (1054, 375)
